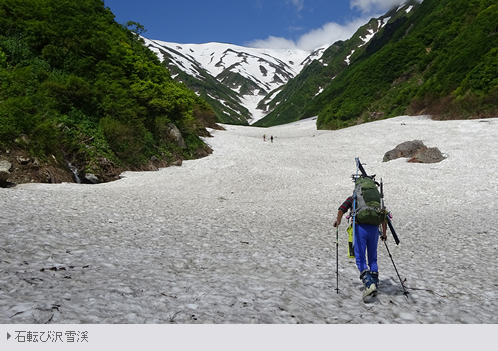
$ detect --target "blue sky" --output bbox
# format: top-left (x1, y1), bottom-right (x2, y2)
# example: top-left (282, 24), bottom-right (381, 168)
top-left (103, 0), bottom-right (415, 51)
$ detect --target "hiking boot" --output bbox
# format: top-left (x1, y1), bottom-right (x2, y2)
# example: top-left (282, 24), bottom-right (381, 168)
top-left (370, 271), bottom-right (379, 286)
top-left (360, 270), bottom-right (377, 299)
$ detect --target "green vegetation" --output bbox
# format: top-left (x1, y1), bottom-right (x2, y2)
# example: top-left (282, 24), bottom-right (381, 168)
top-left (0, 0), bottom-right (215, 181)
top-left (157, 46), bottom-right (250, 125)
top-left (255, 0), bottom-right (498, 129)
top-left (252, 12), bottom-right (402, 127)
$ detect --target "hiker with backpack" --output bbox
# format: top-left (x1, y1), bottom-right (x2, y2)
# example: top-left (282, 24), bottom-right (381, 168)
top-left (333, 172), bottom-right (388, 300)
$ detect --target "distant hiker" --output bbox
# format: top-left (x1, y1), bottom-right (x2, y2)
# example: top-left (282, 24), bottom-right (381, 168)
top-left (270, 135), bottom-right (274, 143)
top-left (263, 134), bottom-right (266, 141)
top-left (333, 174), bottom-right (387, 300)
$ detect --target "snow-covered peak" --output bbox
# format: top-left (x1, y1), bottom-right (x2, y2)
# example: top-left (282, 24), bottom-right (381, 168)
top-left (143, 38), bottom-right (314, 124)
top-left (146, 39), bottom-right (311, 84)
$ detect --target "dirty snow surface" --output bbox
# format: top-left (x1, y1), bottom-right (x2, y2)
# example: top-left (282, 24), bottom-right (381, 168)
top-left (1, 116), bottom-right (497, 324)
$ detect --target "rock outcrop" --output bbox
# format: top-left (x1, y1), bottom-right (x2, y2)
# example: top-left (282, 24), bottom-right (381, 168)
top-left (0, 160), bottom-right (12, 186)
top-left (383, 140), bottom-right (445, 164)
top-left (383, 140), bottom-right (426, 162)
top-left (408, 147), bottom-right (445, 164)
top-left (168, 123), bottom-right (187, 149)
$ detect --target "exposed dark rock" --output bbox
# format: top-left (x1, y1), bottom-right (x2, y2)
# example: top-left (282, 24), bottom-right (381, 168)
top-left (1, 127), bottom-right (214, 186)
top-left (168, 123), bottom-right (187, 149)
top-left (84, 173), bottom-right (101, 184)
top-left (0, 160), bottom-right (12, 186)
top-left (369, 111), bottom-right (385, 120)
top-left (16, 156), bottom-right (31, 165)
top-left (384, 140), bottom-right (445, 163)
top-left (408, 147), bottom-right (445, 164)
top-left (383, 140), bottom-right (426, 162)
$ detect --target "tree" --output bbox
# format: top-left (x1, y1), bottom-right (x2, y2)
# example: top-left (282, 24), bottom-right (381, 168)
top-left (125, 21), bottom-right (147, 36)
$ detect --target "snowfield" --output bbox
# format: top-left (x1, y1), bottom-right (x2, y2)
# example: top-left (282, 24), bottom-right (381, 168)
top-left (1, 116), bottom-right (497, 331)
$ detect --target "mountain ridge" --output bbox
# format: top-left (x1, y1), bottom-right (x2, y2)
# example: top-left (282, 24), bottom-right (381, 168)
top-left (145, 3), bottom-right (417, 126)
top-left (144, 39), bottom-right (313, 125)
top-left (260, 0), bottom-right (498, 128)
top-left (150, 0), bottom-right (498, 129)
top-left (252, 5), bottom-right (411, 127)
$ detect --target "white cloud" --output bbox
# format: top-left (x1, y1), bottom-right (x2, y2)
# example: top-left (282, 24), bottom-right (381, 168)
top-left (296, 18), bottom-right (368, 51)
top-left (288, 0), bottom-right (305, 13)
top-left (246, 36), bottom-right (299, 50)
top-left (246, 0), bottom-right (424, 52)
top-left (350, 0), bottom-right (423, 14)
top-left (246, 17), bottom-right (369, 51)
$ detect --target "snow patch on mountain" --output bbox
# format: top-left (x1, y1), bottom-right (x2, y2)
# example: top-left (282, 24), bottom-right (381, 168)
top-left (359, 29), bottom-right (376, 47)
top-left (143, 38), bottom-right (312, 124)
top-left (345, 50), bottom-right (355, 65)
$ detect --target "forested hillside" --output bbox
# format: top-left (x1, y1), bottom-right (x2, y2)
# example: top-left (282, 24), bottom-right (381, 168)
top-left (0, 0), bottom-right (216, 185)
top-left (255, 0), bottom-right (498, 129)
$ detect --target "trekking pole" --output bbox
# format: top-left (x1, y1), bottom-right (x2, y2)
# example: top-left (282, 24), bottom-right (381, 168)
top-left (335, 226), bottom-right (340, 294)
top-left (383, 240), bottom-right (409, 297)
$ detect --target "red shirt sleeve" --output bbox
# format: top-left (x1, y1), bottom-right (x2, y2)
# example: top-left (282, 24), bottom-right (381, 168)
top-left (338, 196), bottom-right (353, 213)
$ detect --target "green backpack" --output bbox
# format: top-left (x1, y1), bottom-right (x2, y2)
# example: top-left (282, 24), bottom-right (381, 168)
top-left (354, 176), bottom-right (386, 225)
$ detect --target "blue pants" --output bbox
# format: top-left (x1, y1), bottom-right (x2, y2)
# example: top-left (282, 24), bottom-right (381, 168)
top-left (353, 223), bottom-right (379, 273)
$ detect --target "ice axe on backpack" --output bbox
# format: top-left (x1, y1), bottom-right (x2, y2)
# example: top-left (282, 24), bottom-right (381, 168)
top-left (380, 178), bottom-right (400, 245)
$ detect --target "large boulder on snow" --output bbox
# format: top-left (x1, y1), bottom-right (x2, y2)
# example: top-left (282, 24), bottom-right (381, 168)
top-left (383, 140), bottom-right (426, 162)
top-left (383, 140), bottom-right (445, 163)
top-left (408, 147), bottom-right (445, 164)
